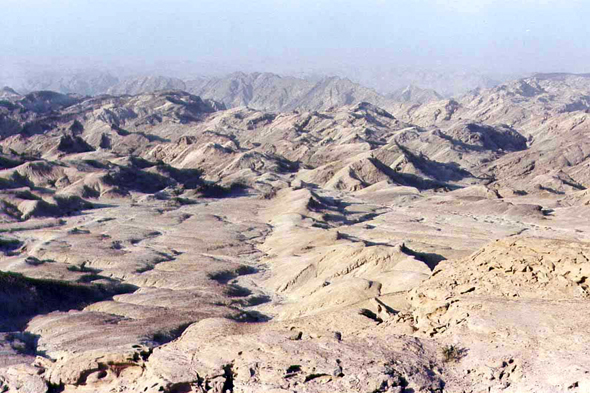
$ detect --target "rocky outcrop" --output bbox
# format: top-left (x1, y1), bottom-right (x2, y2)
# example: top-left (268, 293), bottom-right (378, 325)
top-left (406, 237), bottom-right (590, 392)
top-left (388, 85), bottom-right (443, 104)
top-left (186, 72), bottom-right (391, 112)
top-left (107, 76), bottom-right (187, 96)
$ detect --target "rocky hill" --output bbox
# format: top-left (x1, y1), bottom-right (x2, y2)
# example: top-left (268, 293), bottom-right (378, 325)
top-left (107, 76), bottom-right (187, 96)
top-left (387, 85), bottom-right (443, 104)
top-left (17, 71), bottom-right (120, 97)
top-left (186, 72), bottom-right (391, 112)
top-left (3, 67), bottom-right (507, 100)
top-left (389, 73), bottom-right (590, 195)
top-left (347, 67), bottom-right (506, 97)
top-left (5, 71), bottom-right (419, 111)
top-left (0, 87), bottom-right (22, 101)
top-left (0, 74), bottom-right (589, 392)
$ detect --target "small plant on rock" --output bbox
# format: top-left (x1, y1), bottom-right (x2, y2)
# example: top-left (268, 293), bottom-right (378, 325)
top-left (442, 344), bottom-right (464, 363)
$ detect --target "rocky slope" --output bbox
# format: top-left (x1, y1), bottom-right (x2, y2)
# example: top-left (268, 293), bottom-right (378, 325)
top-left (348, 67), bottom-right (506, 97)
top-left (389, 73), bottom-right (590, 194)
top-left (387, 85), bottom-right (442, 104)
top-left (16, 71), bottom-right (120, 97)
top-left (0, 73), bottom-right (589, 392)
top-left (5, 71), bottom-right (397, 111)
top-left (4, 67), bottom-right (503, 100)
top-left (185, 72), bottom-right (391, 112)
top-left (107, 76), bottom-right (187, 96)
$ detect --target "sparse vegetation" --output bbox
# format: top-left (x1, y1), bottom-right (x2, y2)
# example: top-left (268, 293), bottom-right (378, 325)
top-left (224, 309), bottom-right (269, 323)
top-left (24, 256), bottom-right (54, 266)
top-left (66, 262), bottom-right (99, 273)
top-left (136, 264), bottom-right (155, 273)
top-left (260, 187), bottom-right (277, 200)
top-left (207, 265), bottom-right (258, 283)
top-left (286, 365), bottom-right (302, 374)
top-left (171, 196), bottom-right (198, 206)
top-left (111, 240), bottom-right (123, 250)
top-left (235, 265), bottom-right (257, 275)
top-left (223, 284), bottom-right (252, 298)
top-left (0, 237), bottom-right (22, 253)
top-left (0, 270), bottom-right (136, 330)
top-left (6, 332), bottom-right (38, 355)
top-left (197, 180), bottom-right (248, 198)
top-left (77, 273), bottom-right (104, 283)
top-left (231, 294), bottom-right (270, 307)
top-left (68, 227), bottom-right (90, 235)
top-left (207, 269), bottom-right (236, 283)
top-left (304, 373), bottom-right (329, 382)
top-left (442, 344), bottom-right (464, 363)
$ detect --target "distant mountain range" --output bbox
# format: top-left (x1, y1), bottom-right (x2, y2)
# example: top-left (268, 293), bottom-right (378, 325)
top-left (2, 68), bottom-right (517, 108)
top-left (2, 72), bottom-right (401, 111)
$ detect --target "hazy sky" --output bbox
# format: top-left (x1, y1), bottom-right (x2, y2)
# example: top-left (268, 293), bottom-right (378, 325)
top-left (1, 0), bottom-right (589, 77)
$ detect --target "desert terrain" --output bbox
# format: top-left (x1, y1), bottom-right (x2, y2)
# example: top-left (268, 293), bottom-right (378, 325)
top-left (0, 72), bottom-right (590, 392)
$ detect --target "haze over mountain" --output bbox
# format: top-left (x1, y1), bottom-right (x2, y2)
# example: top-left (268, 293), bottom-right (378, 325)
top-left (1, 71), bottom-right (445, 111)
top-left (2, 66), bottom-right (513, 99)
top-left (3, 0), bottom-right (589, 96)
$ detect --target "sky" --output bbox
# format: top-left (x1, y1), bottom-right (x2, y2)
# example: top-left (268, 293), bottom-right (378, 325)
top-left (1, 0), bottom-right (589, 80)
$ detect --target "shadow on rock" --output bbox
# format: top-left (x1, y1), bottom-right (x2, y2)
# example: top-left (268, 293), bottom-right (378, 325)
top-left (0, 271), bottom-right (137, 331)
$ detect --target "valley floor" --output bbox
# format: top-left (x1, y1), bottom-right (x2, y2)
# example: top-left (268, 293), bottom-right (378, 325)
top-left (2, 180), bottom-right (589, 393)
